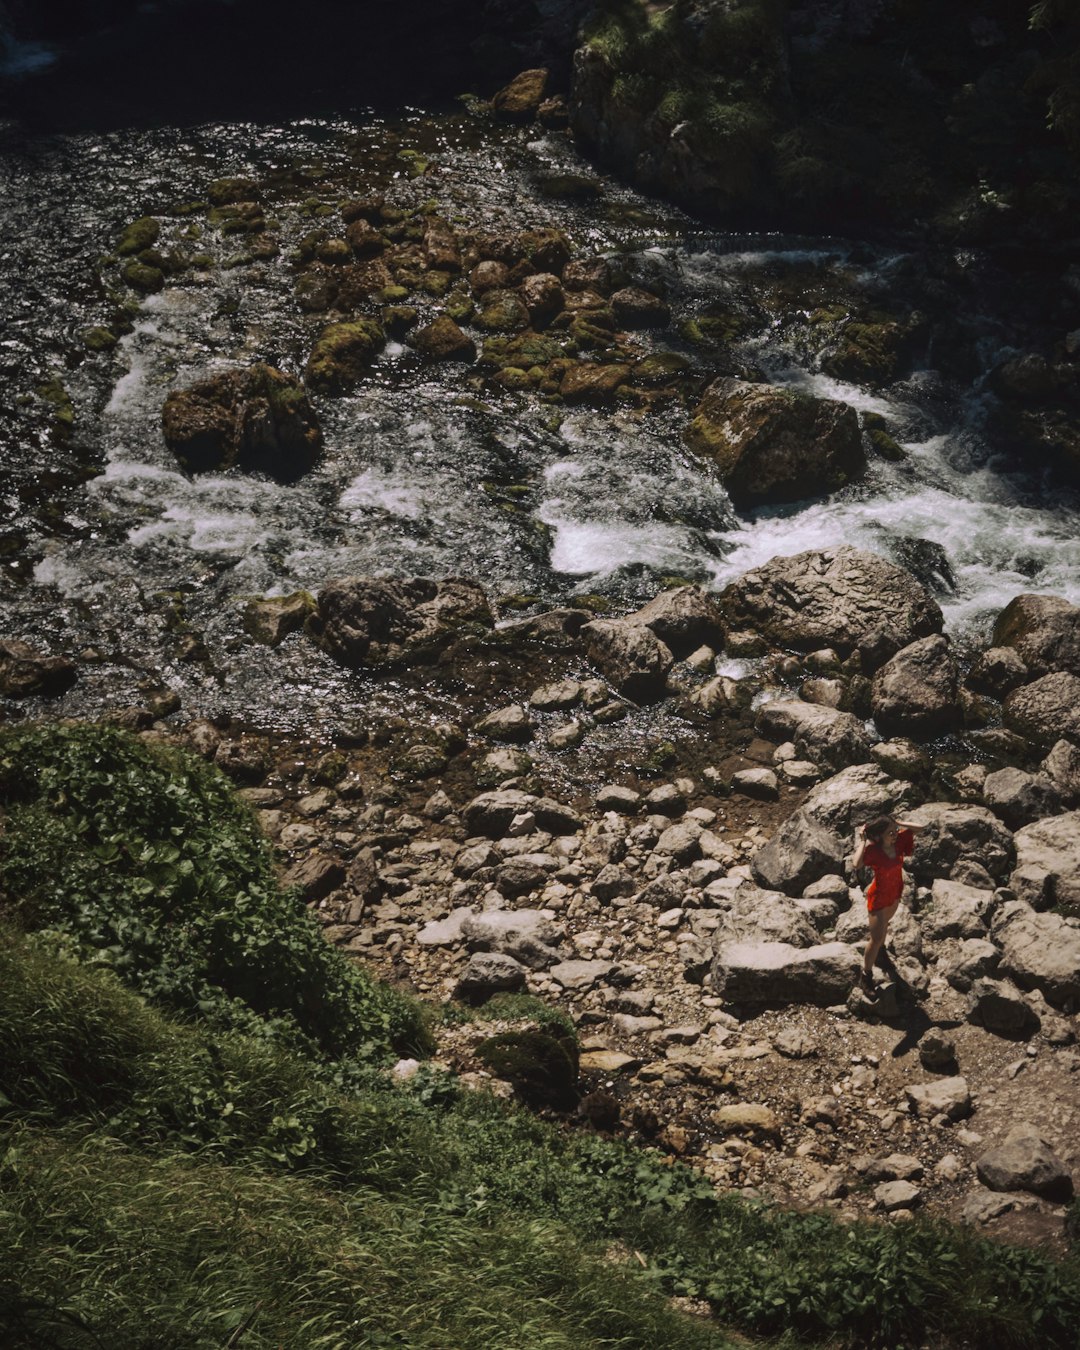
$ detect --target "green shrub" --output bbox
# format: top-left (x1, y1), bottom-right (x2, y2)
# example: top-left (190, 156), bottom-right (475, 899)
top-left (0, 723), bottom-right (428, 1060)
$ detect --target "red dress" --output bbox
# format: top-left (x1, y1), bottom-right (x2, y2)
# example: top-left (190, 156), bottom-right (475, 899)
top-left (863, 829), bottom-right (914, 912)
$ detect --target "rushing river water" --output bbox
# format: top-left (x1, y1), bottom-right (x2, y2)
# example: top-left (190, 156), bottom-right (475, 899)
top-left (2, 102), bottom-right (1080, 734)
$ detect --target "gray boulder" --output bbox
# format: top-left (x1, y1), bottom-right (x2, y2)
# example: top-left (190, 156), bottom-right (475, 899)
top-left (1043, 739), bottom-right (1080, 805)
top-left (1003, 672), bottom-right (1080, 746)
top-left (965, 646), bottom-right (1028, 699)
top-left (463, 789), bottom-right (582, 838)
top-left (711, 940), bottom-right (861, 1007)
top-left (751, 810), bottom-right (847, 896)
top-left (922, 879), bottom-right (996, 940)
top-left (905, 1076), bottom-right (972, 1121)
top-left (455, 951), bottom-right (528, 1002)
top-left (966, 978), bottom-right (1041, 1038)
top-left (755, 699), bottom-right (872, 769)
top-left (903, 803), bottom-right (1015, 886)
top-left (461, 909), bottom-right (563, 970)
top-left (992, 593), bottom-right (1080, 679)
top-left (1010, 811), bottom-right (1080, 913)
top-left (994, 904), bottom-right (1080, 1009)
top-left (870, 634), bottom-right (961, 738)
top-left (982, 768), bottom-right (1063, 830)
top-left (625, 585), bottom-right (725, 656)
top-left (799, 763), bottom-right (905, 835)
top-left (976, 1126), bottom-right (1074, 1201)
top-left (578, 619), bottom-right (673, 700)
top-left (712, 881), bottom-right (820, 948)
top-left (719, 547), bottom-right (942, 669)
top-left (944, 938), bottom-right (1000, 992)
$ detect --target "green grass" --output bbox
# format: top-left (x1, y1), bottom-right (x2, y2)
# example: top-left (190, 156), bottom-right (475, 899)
top-left (0, 723), bottom-right (428, 1061)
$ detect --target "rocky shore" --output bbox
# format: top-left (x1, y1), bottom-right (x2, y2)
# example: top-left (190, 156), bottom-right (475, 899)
top-left (12, 547), bottom-right (1078, 1250)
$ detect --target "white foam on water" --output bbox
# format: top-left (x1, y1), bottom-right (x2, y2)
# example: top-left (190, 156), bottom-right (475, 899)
top-left (542, 513), bottom-right (725, 581)
top-left (127, 507), bottom-right (263, 554)
top-left (340, 469), bottom-right (427, 520)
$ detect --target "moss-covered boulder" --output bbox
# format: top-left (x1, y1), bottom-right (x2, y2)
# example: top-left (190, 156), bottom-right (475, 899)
top-left (121, 260), bottom-right (164, 293)
top-left (560, 362), bottom-right (632, 405)
top-left (206, 177), bottom-right (260, 206)
top-left (476, 289), bottom-right (531, 332)
top-left (345, 217), bottom-right (386, 257)
top-left (475, 1028), bottom-right (579, 1109)
top-left (820, 314), bottom-right (926, 387)
top-left (686, 377), bottom-right (864, 508)
top-left (304, 320), bottom-right (386, 394)
top-left (242, 592), bottom-right (317, 646)
top-left (491, 67), bottom-right (549, 121)
top-left (162, 364), bottom-right (322, 480)
top-left (117, 216), bottom-right (160, 256)
top-left (410, 315), bottom-right (476, 361)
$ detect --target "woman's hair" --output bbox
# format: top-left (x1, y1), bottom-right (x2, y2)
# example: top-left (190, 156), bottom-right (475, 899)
top-left (864, 815), bottom-right (897, 843)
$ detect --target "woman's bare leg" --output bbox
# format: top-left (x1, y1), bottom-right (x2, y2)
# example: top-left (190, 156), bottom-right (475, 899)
top-left (864, 903), bottom-right (898, 975)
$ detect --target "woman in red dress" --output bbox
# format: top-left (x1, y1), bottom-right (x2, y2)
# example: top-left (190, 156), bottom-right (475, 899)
top-left (851, 814), bottom-right (923, 996)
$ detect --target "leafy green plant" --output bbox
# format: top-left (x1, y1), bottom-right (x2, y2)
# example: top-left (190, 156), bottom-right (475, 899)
top-left (0, 723), bottom-right (428, 1060)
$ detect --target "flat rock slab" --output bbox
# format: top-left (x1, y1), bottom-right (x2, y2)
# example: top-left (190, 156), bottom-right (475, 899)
top-left (416, 907), bottom-right (475, 946)
top-left (579, 1050), bottom-right (641, 1075)
top-left (905, 1076), bottom-right (972, 1121)
top-left (712, 940), bottom-right (861, 1007)
top-left (550, 959), bottom-right (614, 991)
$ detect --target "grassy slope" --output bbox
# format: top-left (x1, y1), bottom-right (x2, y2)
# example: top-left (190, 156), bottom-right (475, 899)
top-left (1, 724), bottom-right (1079, 1348)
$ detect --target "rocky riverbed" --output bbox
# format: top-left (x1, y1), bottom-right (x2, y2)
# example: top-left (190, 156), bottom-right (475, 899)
top-left (10, 547), bottom-right (1078, 1252)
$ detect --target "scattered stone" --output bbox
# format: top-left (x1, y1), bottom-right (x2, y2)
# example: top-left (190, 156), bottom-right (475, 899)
top-left (579, 1049), bottom-right (640, 1075)
top-left (474, 704), bottom-right (535, 743)
top-left (774, 1027), bottom-right (817, 1058)
top-left (281, 853), bottom-right (346, 903)
top-left (731, 767), bottom-right (779, 800)
top-left (550, 959), bottom-right (614, 991)
top-left (455, 951), bottom-right (528, 1002)
top-left (596, 785), bottom-right (641, 814)
top-left (579, 619), bottom-right (673, 699)
top-left (967, 978), bottom-right (1041, 1038)
top-left (711, 1103), bottom-right (782, 1142)
top-left (976, 1126), bottom-right (1074, 1201)
top-left (905, 1076), bottom-right (972, 1121)
top-left (0, 640), bottom-right (77, 698)
top-left (875, 1180), bottom-right (922, 1212)
top-left (918, 1029), bottom-right (958, 1073)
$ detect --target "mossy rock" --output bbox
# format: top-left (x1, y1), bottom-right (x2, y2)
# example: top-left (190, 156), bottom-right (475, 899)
top-left (209, 202), bottom-right (266, 235)
top-left (35, 375), bottom-right (74, 434)
top-left (475, 1029), bottom-right (579, 1109)
top-left (316, 238), bottom-right (352, 265)
top-left (679, 310), bottom-right (747, 347)
top-left (494, 366), bottom-right (533, 391)
top-left (381, 305), bottom-right (418, 338)
top-left (476, 290), bottom-right (530, 332)
top-left (82, 326), bottom-right (118, 353)
top-left (206, 177), bottom-right (260, 206)
top-left (637, 741), bottom-right (678, 777)
top-left (121, 261), bottom-right (164, 293)
top-left (376, 285), bottom-right (411, 303)
top-left (536, 174), bottom-right (603, 201)
top-left (420, 270), bottom-right (453, 297)
top-left (445, 291), bottom-right (476, 325)
top-left (117, 216), bottom-right (160, 256)
top-left (632, 352), bottom-right (692, 385)
top-left (390, 743), bottom-right (450, 781)
top-left (304, 320), bottom-right (386, 395)
top-left (865, 421), bottom-right (907, 462)
top-left (242, 592), bottom-right (317, 646)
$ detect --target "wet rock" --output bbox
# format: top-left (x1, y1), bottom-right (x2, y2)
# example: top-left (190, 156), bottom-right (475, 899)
top-left (870, 634), bottom-right (961, 738)
top-left (579, 619), bottom-right (673, 700)
top-left (1011, 811), bottom-right (1080, 912)
top-left (475, 746), bottom-right (532, 788)
top-left (712, 940), bottom-right (861, 1007)
top-left (903, 803), bottom-right (1015, 887)
top-left (610, 286), bottom-right (671, 328)
top-left (918, 1030), bottom-right (958, 1073)
top-left (474, 704), bottom-right (535, 743)
top-left (992, 593), bottom-right (1080, 678)
top-left (207, 177), bottom-right (259, 206)
top-left (491, 67), bottom-right (549, 120)
top-left (520, 271), bottom-right (564, 324)
top-left (625, 585), bottom-right (725, 656)
top-left (559, 362), bottom-right (632, 405)
top-left (0, 640), bottom-right (76, 698)
top-left (410, 315), bottom-right (476, 361)
top-left (922, 879), bottom-right (995, 941)
top-left (966, 646), bottom-right (1028, 699)
top-left (967, 978), bottom-right (1041, 1038)
top-left (304, 320), bottom-right (386, 394)
top-left (529, 679), bottom-right (582, 711)
top-left (994, 903), bottom-right (1080, 1008)
top-left (1003, 672), bottom-right (1080, 746)
top-left (905, 1076), bottom-right (972, 1121)
top-left (422, 217), bottom-right (462, 273)
top-left (476, 288), bottom-right (530, 332)
top-left (309, 576), bottom-right (493, 667)
top-left (982, 767), bottom-right (1063, 829)
top-left (751, 811), bottom-right (847, 896)
top-left (282, 853), bottom-right (346, 903)
top-left (755, 700), bottom-right (871, 770)
top-left (976, 1127), bottom-right (1074, 1201)
top-left (214, 738), bottom-right (269, 784)
top-left (162, 364), bottom-right (322, 480)
top-left (344, 217), bottom-right (385, 257)
top-left (464, 789), bottom-right (582, 838)
top-left (685, 378), bottom-right (864, 508)
top-left (720, 547), bottom-right (942, 668)
top-left (456, 951), bottom-right (528, 1002)
top-left (242, 592), bottom-right (316, 646)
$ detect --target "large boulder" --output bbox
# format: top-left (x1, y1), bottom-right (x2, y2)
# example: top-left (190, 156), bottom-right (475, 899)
top-left (870, 635), bottom-right (961, 738)
top-left (712, 881), bottom-right (820, 948)
top-left (308, 576), bottom-right (493, 667)
top-left (981, 767), bottom-right (1063, 830)
top-left (720, 548), bottom-right (942, 668)
top-left (624, 585), bottom-right (725, 656)
top-left (966, 978), bottom-right (1041, 1038)
top-left (1010, 812), bottom-right (1080, 913)
top-left (410, 315), bottom-right (476, 361)
top-left (578, 619), bottom-right (673, 700)
top-left (685, 377), bottom-right (864, 508)
top-left (922, 879), bottom-right (995, 941)
top-left (994, 903), bottom-right (1080, 1008)
top-left (799, 763), bottom-right (906, 836)
top-left (903, 804), bottom-right (1015, 886)
top-left (755, 699), bottom-right (872, 769)
top-left (161, 364), bottom-right (322, 480)
top-left (491, 67), bottom-right (549, 120)
top-left (711, 940), bottom-right (862, 1007)
top-left (976, 1127), bottom-right (1074, 1201)
top-left (304, 319), bottom-right (386, 394)
top-left (1003, 672), bottom-right (1080, 746)
top-left (992, 593), bottom-right (1080, 678)
top-left (751, 811), bottom-right (848, 897)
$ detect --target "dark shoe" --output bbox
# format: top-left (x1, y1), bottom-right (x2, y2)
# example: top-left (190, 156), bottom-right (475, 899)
top-left (859, 970), bottom-right (877, 997)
